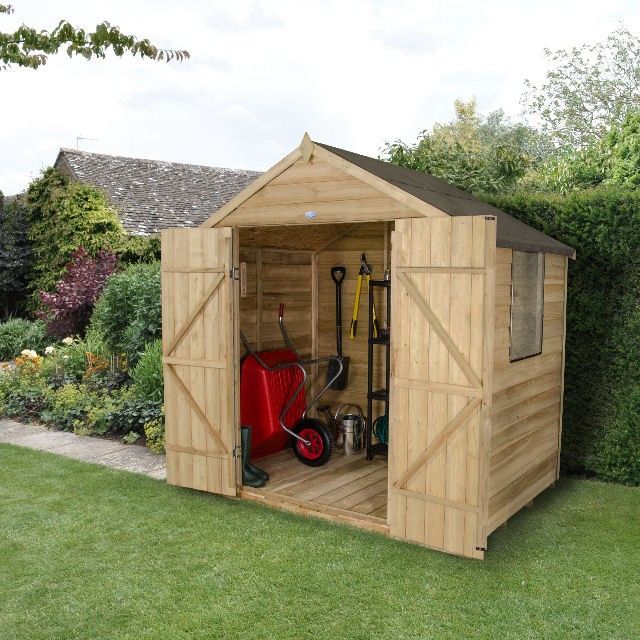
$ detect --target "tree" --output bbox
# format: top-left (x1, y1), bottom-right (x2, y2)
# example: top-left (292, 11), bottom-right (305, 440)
top-left (521, 110), bottom-right (640, 193)
top-left (0, 192), bottom-right (32, 317)
top-left (0, 4), bottom-right (188, 69)
top-left (383, 99), bottom-right (549, 194)
top-left (25, 168), bottom-right (124, 303)
top-left (522, 27), bottom-right (640, 149)
top-left (606, 111), bottom-right (640, 188)
top-left (38, 247), bottom-right (116, 338)
top-left (521, 143), bottom-right (609, 193)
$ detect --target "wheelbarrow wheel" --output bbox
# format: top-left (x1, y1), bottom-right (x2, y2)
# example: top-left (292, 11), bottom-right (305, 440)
top-left (292, 418), bottom-right (334, 467)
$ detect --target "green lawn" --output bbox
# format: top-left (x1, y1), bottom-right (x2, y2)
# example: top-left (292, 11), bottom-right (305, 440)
top-left (0, 445), bottom-right (638, 640)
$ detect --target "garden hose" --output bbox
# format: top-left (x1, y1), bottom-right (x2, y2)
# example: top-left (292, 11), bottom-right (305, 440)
top-left (373, 414), bottom-right (389, 445)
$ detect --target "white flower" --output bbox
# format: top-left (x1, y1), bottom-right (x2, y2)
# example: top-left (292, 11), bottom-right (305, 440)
top-left (20, 349), bottom-right (38, 359)
top-left (45, 346), bottom-right (55, 355)
top-left (62, 337), bottom-right (74, 345)
top-left (62, 355), bottom-right (70, 360)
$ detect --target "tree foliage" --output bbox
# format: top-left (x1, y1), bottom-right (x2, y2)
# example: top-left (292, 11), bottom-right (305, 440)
top-left (38, 247), bottom-right (116, 339)
top-left (522, 27), bottom-right (640, 149)
top-left (25, 168), bottom-right (124, 302)
top-left (0, 4), bottom-right (188, 69)
top-left (521, 109), bottom-right (640, 193)
top-left (115, 234), bottom-right (161, 266)
top-left (605, 111), bottom-right (640, 188)
top-left (0, 192), bottom-right (31, 317)
top-left (521, 143), bottom-right (609, 193)
top-left (383, 99), bottom-right (550, 193)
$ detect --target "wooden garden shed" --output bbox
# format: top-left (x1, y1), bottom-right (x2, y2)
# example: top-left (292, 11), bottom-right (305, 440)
top-left (161, 133), bottom-right (575, 559)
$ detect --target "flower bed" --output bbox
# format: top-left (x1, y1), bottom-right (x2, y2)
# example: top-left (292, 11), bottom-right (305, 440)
top-left (0, 336), bottom-right (165, 454)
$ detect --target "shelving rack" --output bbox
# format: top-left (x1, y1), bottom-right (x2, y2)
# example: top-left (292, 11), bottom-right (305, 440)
top-left (366, 278), bottom-right (391, 460)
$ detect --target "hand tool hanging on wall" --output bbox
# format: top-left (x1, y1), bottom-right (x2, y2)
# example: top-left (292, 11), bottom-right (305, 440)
top-left (350, 253), bottom-right (378, 339)
top-left (326, 267), bottom-right (350, 390)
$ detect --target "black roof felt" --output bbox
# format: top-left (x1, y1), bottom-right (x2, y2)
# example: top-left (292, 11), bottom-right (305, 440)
top-left (315, 142), bottom-right (575, 258)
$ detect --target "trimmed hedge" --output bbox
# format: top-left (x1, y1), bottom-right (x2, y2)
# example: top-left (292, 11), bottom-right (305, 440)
top-left (483, 188), bottom-right (640, 484)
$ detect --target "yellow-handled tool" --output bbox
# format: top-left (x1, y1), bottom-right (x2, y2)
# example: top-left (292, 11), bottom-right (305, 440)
top-left (350, 253), bottom-right (378, 339)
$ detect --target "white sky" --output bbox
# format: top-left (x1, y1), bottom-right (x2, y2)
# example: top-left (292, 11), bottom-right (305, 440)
top-left (2, 0), bottom-right (640, 194)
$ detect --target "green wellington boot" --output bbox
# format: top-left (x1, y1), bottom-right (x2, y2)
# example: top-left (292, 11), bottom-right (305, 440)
top-left (240, 426), bottom-right (269, 487)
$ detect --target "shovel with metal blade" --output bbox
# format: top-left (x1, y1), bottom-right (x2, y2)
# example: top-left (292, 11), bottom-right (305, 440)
top-left (326, 266), bottom-right (350, 390)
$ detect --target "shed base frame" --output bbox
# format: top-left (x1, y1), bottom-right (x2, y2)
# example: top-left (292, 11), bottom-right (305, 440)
top-left (240, 448), bottom-right (389, 535)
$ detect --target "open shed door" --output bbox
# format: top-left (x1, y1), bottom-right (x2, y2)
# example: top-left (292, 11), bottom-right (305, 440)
top-left (161, 227), bottom-right (239, 496)
top-left (389, 216), bottom-right (496, 559)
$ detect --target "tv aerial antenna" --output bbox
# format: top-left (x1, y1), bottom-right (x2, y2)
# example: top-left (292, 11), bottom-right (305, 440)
top-left (76, 135), bottom-right (98, 150)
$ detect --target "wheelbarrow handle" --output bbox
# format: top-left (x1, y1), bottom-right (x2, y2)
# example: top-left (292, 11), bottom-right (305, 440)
top-left (331, 266), bottom-right (346, 285)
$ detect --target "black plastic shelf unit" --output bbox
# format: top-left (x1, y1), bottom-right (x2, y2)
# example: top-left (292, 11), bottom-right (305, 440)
top-left (366, 279), bottom-right (391, 460)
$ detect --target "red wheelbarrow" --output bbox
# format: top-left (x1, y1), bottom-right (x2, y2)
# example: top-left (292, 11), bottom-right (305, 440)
top-left (240, 304), bottom-right (343, 466)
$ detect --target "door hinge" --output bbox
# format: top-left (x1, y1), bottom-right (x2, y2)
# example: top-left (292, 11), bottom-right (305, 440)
top-left (233, 444), bottom-right (242, 459)
top-left (230, 266), bottom-right (240, 280)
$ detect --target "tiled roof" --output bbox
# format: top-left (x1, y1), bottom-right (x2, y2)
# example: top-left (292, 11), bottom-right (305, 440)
top-left (55, 149), bottom-right (261, 235)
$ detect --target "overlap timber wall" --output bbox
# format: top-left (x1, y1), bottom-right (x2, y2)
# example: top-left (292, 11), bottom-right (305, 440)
top-left (238, 248), bottom-right (313, 357)
top-left (316, 223), bottom-right (388, 417)
top-left (488, 249), bottom-right (567, 532)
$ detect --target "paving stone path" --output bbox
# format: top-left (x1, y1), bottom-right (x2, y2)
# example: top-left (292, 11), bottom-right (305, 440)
top-left (0, 418), bottom-right (166, 479)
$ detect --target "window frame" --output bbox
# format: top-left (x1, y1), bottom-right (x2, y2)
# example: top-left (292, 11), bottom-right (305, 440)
top-left (508, 251), bottom-right (545, 363)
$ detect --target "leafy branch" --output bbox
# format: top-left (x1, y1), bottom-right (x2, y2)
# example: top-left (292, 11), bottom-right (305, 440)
top-left (1, 5), bottom-right (188, 69)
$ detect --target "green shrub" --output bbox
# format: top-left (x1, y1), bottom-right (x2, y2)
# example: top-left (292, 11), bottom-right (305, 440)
top-left (130, 340), bottom-right (163, 402)
top-left (122, 431), bottom-right (141, 445)
top-left (483, 187), bottom-right (640, 479)
top-left (590, 386), bottom-right (640, 486)
top-left (106, 387), bottom-right (163, 434)
top-left (89, 261), bottom-right (161, 364)
top-left (82, 393), bottom-right (120, 436)
top-left (0, 318), bottom-right (47, 361)
top-left (114, 235), bottom-right (161, 265)
top-left (144, 416), bottom-right (165, 454)
top-left (0, 357), bottom-right (50, 420)
top-left (41, 384), bottom-right (94, 432)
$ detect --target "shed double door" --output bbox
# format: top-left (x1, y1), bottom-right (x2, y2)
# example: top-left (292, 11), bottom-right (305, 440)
top-left (161, 227), bottom-right (239, 496)
top-left (389, 216), bottom-right (496, 559)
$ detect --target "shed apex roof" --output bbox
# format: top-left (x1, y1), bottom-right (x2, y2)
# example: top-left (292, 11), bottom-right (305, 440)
top-left (55, 148), bottom-right (261, 236)
top-left (314, 142), bottom-right (575, 259)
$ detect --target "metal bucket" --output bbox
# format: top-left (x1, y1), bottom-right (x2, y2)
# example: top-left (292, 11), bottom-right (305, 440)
top-left (334, 404), bottom-right (364, 455)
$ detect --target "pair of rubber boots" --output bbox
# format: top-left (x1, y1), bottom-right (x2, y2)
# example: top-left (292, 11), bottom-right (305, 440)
top-left (241, 426), bottom-right (269, 488)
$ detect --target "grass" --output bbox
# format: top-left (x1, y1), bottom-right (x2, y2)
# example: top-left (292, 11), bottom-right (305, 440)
top-left (0, 445), bottom-right (638, 640)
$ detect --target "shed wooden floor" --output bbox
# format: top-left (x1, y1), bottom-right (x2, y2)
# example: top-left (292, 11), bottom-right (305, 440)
top-left (240, 449), bottom-right (389, 535)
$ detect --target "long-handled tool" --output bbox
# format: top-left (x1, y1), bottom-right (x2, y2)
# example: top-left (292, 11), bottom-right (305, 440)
top-left (326, 266), bottom-right (349, 390)
top-left (350, 253), bottom-right (378, 339)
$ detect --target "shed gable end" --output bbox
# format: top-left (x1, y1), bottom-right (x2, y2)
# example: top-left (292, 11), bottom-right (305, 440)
top-left (213, 158), bottom-right (423, 227)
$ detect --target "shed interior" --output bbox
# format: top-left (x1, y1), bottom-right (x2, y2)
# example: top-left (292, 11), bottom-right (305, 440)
top-left (237, 222), bottom-right (393, 530)
top-left (233, 218), bottom-right (568, 543)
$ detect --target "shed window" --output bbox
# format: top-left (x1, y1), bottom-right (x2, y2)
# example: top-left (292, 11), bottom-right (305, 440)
top-left (509, 251), bottom-right (544, 362)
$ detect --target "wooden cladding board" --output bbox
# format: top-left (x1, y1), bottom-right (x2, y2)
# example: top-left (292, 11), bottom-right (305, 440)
top-left (388, 216), bottom-right (496, 559)
top-left (238, 248), bottom-right (313, 357)
top-left (161, 228), bottom-right (237, 497)
top-left (226, 159), bottom-right (421, 226)
top-left (488, 249), bottom-right (567, 533)
top-left (317, 222), bottom-right (389, 419)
